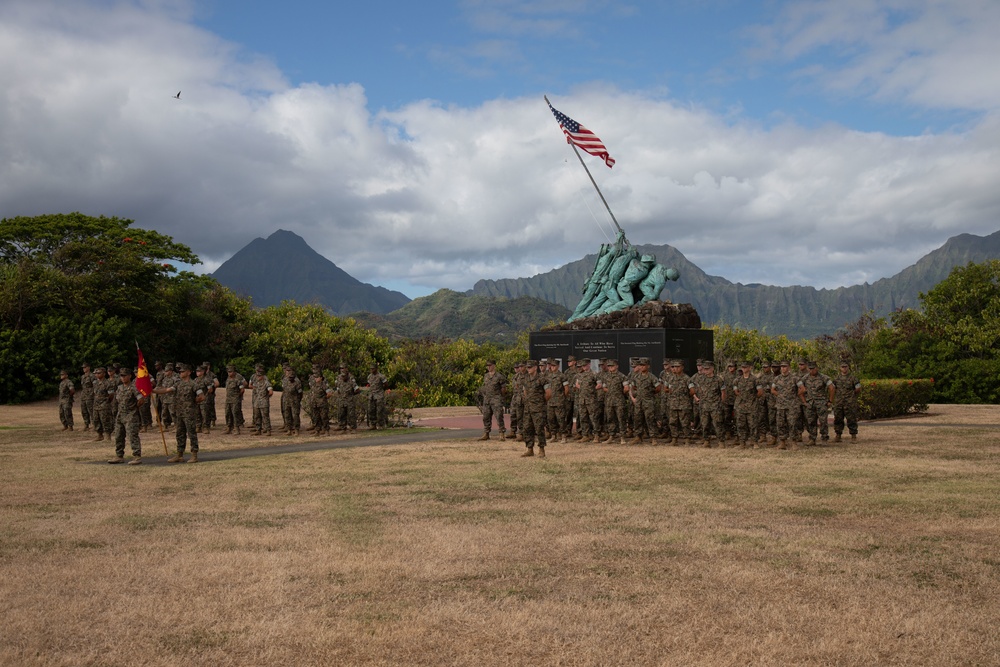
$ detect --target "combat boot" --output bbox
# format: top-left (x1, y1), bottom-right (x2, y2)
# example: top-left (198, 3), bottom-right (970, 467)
top-left (107, 456), bottom-right (124, 464)
top-left (264, 431), bottom-right (271, 436)
top-left (628, 436), bottom-right (642, 445)
top-left (834, 433), bottom-right (842, 442)
top-left (702, 439), bottom-right (711, 448)
top-left (619, 437), bottom-right (626, 445)
top-left (224, 427), bottom-right (232, 435)
top-left (478, 431), bottom-right (490, 441)
top-left (521, 447), bottom-right (534, 457)
top-left (516, 434), bottom-right (524, 442)
top-left (851, 433), bottom-right (857, 441)
top-left (196, 426), bottom-right (203, 433)
top-left (809, 437), bottom-right (817, 447)
top-left (235, 426), bottom-right (241, 435)
top-left (127, 457), bottom-right (141, 465)
top-left (188, 452), bottom-right (199, 463)
top-left (537, 446), bottom-right (545, 458)
top-left (777, 439), bottom-right (787, 450)
top-left (499, 432), bottom-right (506, 442)
top-left (95, 433), bottom-right (104, 442)
top-left (251, 430), bottom-right (261, 436)
top-left (791, 441), bottom-right (801, 451)
top-left (292, 429), bottom-right (299, 436)
top-left (167, 454), bottom-right (186, 463)
top-left (591, 435), bottom-right (601, 443)
top-left (670, 437), bottom-right (679, 446)
top-left (560, 435), bottom-right (567, 444)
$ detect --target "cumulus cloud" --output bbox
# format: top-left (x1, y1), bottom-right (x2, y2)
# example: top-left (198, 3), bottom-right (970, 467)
top-left (1, 0), bottom-right (999, 298)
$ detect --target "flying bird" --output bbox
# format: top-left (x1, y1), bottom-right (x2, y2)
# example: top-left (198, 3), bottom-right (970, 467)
top-left (173, 91), bottom-right (181, 99)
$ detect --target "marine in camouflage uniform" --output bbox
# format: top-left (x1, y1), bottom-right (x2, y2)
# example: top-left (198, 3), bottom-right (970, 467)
top-left (519, 360), bottom-right (549, 458)
top-left (832, 362), bottom-right (861, 442)
top-left (58, 370), bottom-right (75, 430)
top-left (307, 367), bottom-right (330, 435)
top-left (249, 364), bottom-right (273, 435)
top-left (107, 367), bottom-right (144, 465)
top-left (544, 359), bottom-right (568, 443)
top-left (92, 367), bottom-right (115, 440)
top-left (562, 356), bottom-right (577, 438)
top-left (477, 360), bottom-right (507, 441)
top-left (573, 359), bottom-right (599, 441)
top-left (694, 361), bottom-right (727, 446)
top-left (593, 359), bottom-right (608, 439)
top-left (281, 366), bottom-right (303, 434)
top-left (223, 365), bottom-right (247, 434)
top-left (657, 360), bottom-right (673, 439)
top-left (689, 360), bottom-right (705, 439)
top-left (600, 359), bottom-right (628, 443)
top-left (792, 360), bottom-right (810, 443)
top-left (334, 364), bottom-right (359, 431)
top-left (79, 363), bottom-right (95, 431)
top-left (770, 362), bottom-right (800, 450)
top-left (720, 361), bottom-right (738, 439)
top-left (798, 362), bottom-right (834, 445)
top-left (733, 361), bottom-right (763, 448)
top-left (156, 363), bottom-right (204, 462)
top-left (194, 365), bottom-right (213, 433)
top-left (158, 363), bottom-right (177, 428)
top-left (664, 360), bottom-right (695, 445)
top-left (152, 360), bottom-right (164, 423)
top-left (627, 358), bottom-right (659, 444)
top-left (203, 362), bottom-right (219, 427)
top-left (366, 364), bottom-right (389, 430)
top-left (509, 362), bottom-right (526, 440)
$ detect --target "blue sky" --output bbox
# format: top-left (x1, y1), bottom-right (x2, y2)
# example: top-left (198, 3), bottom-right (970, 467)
top-left (2, 0), bottom-right (999, 299)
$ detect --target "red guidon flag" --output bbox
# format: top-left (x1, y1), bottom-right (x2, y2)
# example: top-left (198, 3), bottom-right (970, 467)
top-left (135, 345), bottom-right (153, 397)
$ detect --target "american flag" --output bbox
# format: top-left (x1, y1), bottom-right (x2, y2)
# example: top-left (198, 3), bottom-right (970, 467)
top-left (548, 102), bottom-right (615, 168)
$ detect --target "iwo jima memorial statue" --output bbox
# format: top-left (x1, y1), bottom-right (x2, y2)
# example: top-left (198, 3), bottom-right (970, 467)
top-left (528, 98), bottom-right (713, 374)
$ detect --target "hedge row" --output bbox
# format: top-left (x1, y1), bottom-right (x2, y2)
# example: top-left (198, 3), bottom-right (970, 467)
top-left (858, 379), bottom-right (934, 420)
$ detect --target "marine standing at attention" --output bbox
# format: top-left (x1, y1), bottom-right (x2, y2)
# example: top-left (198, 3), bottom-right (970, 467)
top-left (477, 359), bottom-right (507, 441)
top-left (520, 360), bottom-right (550, 458)
top-left (107, 367), bottom-right (145, 465)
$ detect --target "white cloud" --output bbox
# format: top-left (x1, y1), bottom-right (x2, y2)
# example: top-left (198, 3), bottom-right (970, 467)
top-left (1, 0), bottom-right (999, 300)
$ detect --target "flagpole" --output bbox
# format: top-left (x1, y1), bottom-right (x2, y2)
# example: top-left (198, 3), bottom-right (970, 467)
top-left (544, 95), bottom-right (625, 237)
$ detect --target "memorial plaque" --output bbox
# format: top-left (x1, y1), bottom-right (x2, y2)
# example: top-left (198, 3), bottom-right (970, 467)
top-left (529, 328), bottom-right (713, 375)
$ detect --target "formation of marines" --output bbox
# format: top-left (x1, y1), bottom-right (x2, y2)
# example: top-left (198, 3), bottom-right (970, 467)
top-left (60, 360), bottom-right (391, 465)
top-left (479, 356), bottom-right (862, 457)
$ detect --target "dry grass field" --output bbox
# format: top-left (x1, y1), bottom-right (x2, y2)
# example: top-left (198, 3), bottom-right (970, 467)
top-left (2, 401), bottom-right (999, 666)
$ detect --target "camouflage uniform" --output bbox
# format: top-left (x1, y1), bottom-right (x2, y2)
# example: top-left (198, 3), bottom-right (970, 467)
top-left (478, 362), bottom-right (507, 439)
top-left (720, 362), bottom-right (738, 438)
top-left (733, 365), bottom-right (763, 447)
top-left (58, 372), bottom-right (75, 430)
top-left (203, 363), bottom-right (219, 427)
top-left (573, 360), bottom-right (599, 439)
top-left (249, 366), bottom-right (273, 435)
top-left (194, 367), bottom-right (213, 433)
top-left (158, 365), bottom-right (177, 428)
top-left (109, 372), bottom-right (144, 463)
top-left (164, 365), bottom-right (202, 459)
top-left (520, 361), bottom-right (548, 457)
top-left (664, 362), bottom-right (695, 444)
top-left (307, 370), bottom-right (329, 434)
top-left (510, 363), bottom-right (526, 439)
top-left (282, 368), bottom-right (303, 434)
top-left (79, 365), bottom-right (95, 430)
top-left (792, 361), bottom-right (810, 442)
top-left (223, 367), bottom-right (247, 433)
top-left (695, 363), bottom-right (727, 446)
top-left (593, 359), bottom-right (608, 437)
top-left (92, 369), bottom-right (115, 439)
top-left (152, 362), bottom-right (164, 424)
top-left (657, 362), bottom-right (672, 438)
top-left (628, 360), bottom-right (659, 443)
top-left (366, 367), bottom-right (389, 430)
top-left (770, 363), bottom-right (800, 449)
top-left (601, 362), bottom-right (628, 442)
top-left (562, 357), bottom-right (577, 437)
top-left (832, 365), bottom-right (861, 441)
top-left (334, 368), bottom-right (359, 430)
top-left (544, 362), bottom-right (567, 442)
top-left (799, 364), bottom-right (834, 444)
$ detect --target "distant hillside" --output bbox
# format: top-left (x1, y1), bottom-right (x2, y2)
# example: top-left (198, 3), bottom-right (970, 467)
top-left (350, 289), bottom-right (570, 344)
top-left (212, 230), bottom-right (410, 315)
top-left (470, 231), bottom-right (1000, 339)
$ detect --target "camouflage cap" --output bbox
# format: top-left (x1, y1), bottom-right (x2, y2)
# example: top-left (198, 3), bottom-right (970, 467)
top-left (779, 361), bottom-right (790, 367)
top-left (60, 369), bottom-right (69, 376)
top-left (771, 361), bottom-right (781, 368)
top-left (486, 359), bottom-right (496, 365)
top-left (703, 360), bottom-right (714, 368)
top-left (177, 363), bottom-right (191, 372)
top-left (639, 357), bottom-right (651, 365)
top-left (567, 355), bottom-right (576, 362)
top-left (164, 363), bottom-right (174, 371)
top-left (514, 361), bottom-right (525, 368)
top-left (196, 365), bottom-right (207, 372)
top-left (95, 366), bottom-right (106, 373)
top-left (727, 361), bottom-right (737, 368)
top-left (798, 359), bottom-right (808, 366)
top-left (226, 364), bottom-right (236, 372)
top-left (578, 358), bottom-right (590, 365)
top-left (840, 360), bottom-right (851, 367)
top-left (671, 359), bottom-right (683, 367)
top-left (607, 358), bottom-right (619, 366)
top-left (255, 364), bottom-right (265, 373)
top-left (740, 360), bottom-right (752, 368)
top-left (81, 362), bottom-right (90, 368)
top-left (119, 367), bottom-right (133, 376)
top-left (525, 359), bottom-right (538, 368)
top-left (807, 361), bottom-right (818, 369)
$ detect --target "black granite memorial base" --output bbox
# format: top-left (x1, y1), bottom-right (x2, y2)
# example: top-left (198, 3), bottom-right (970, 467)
top-left (529, 327), bottom-right (713, 376)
